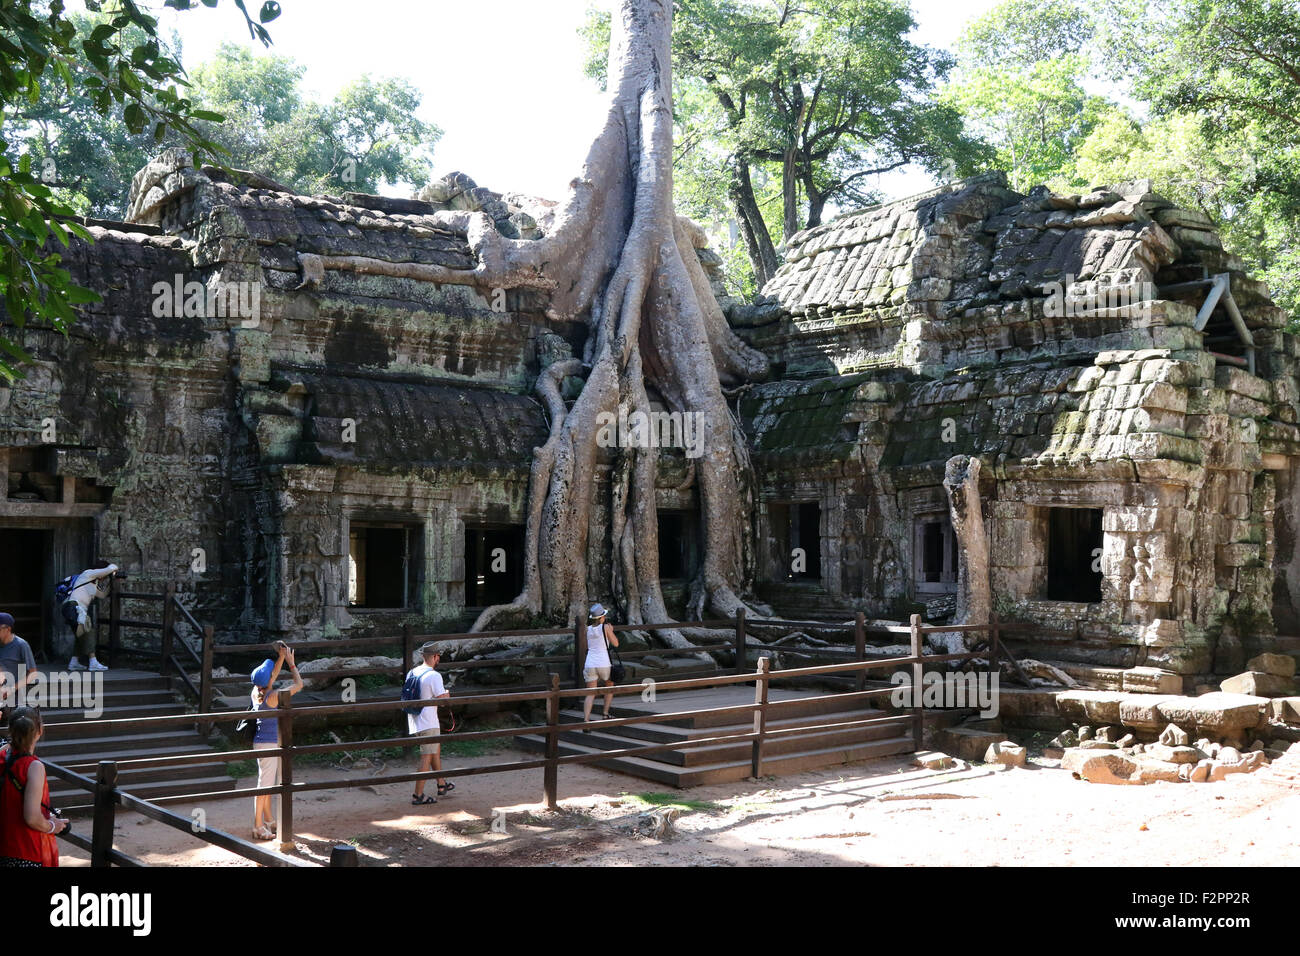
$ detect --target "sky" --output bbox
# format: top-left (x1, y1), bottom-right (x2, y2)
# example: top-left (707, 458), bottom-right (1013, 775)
top-left (157, 0), bottom-right (1002, 204)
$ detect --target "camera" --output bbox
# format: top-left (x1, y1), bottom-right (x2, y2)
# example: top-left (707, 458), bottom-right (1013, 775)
top-left (51, 807), bottom-right (69, 836)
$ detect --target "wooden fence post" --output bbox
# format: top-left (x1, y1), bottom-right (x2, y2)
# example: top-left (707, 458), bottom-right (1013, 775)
top-left (278, 693), bottom-right (294, 853)
top-left (199, 625), bottom-right (214, 736)
top-left (544, 673), bottom-right (560, 810)
top-left (854, 611), bottom-right (866, 693)
top-left (989, 610), bottom-right (1000, 677)
top-left (160, 582), bottom-right (176, 676)
top-left (572, 618), bottom-right (586, 688)
top-left (400, 623), bottom-right (414, 744)
top-left (909, 613), bottom-right (924, 750)
top-left (734, 606), bottom-right (747, 673)
top-left (91, 760), bottom-right (118, 868)
top-left (750, 656), bottom-right (770, 779)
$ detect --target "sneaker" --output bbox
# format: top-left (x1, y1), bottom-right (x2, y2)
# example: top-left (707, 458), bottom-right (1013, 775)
top-left (87, 659), bottom-right (108, 672)
top-left (68, 658), bottom-right (86, 672)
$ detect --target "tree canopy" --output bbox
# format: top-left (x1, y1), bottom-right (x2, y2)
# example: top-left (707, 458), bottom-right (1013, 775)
top-left (584, 0), bottom-right (986, 293)
top-left (0, 0), bottom-right (280, 381)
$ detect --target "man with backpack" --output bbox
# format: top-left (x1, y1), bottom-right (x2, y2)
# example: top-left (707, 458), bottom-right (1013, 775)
top-left (56, 561), bottom-right (118, 672)
top-left (402, 642), bottom-right (453, 805)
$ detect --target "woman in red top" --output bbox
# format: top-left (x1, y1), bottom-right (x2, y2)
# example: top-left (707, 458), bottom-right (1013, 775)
top-left (0, 707), bottom-right (67, 867)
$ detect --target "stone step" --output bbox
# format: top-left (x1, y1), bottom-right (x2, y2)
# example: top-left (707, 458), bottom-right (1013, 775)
top-left (51, 775), bottom-right (238, 813)
top-left (520, 734), bottom-right (916, 788)
top-left (549, 711), bottom-right (906, 767)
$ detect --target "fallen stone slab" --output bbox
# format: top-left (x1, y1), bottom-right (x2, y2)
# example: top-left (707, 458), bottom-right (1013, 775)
top-left (1119, 695), bottom-right (1182, 733)
top-left (1078, 739), bottom-right (1119, 750)
top-left (935, 726), bottom-right (1008, 761)
top-left (913, 751), bottom-right (955, 770)
top-left (1144, 743), bottom-right (1200, 764)
top-left (1122, 666), bottom-right (1183, 695)
top-left (1156, 693), bottom-right (1269, 737)
top-left (1135, 758), bottom-right (1184, 783)
top-left (984, 741), bottom-right (1028, 768)
top-left (1067, 751), bottom-right (1143, 785)
top-left (1247, 652), bottom-right (1296, 679)
top-left (1057, 690), bottom-right (1128, 725)
top-left (1220, 671), bottom-right (1297, 698)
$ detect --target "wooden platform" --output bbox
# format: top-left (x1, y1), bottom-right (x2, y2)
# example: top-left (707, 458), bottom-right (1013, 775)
top-left (517, 684), bottom-right (915, 788)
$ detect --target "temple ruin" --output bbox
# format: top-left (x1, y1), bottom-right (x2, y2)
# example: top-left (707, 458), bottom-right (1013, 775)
top-left (4, 152), bottom-right (1299, 692)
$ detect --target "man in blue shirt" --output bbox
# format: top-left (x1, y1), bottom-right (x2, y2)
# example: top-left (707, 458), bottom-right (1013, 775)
top-left (0, 612), bottom-right (38, 709)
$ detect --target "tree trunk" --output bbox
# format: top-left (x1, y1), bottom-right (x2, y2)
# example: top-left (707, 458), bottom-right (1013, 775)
top-left (457, 0), bottom-right (771, 642)
top-left (942, 455), bottom-right (991, 652)
top-left (781, 146), bottom-right (799, 241)
top-left (729, 160), bottom-right (779, 290)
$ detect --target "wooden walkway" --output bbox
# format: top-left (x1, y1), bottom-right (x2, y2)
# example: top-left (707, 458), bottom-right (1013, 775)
top-left (519, 684), bottom-right (914, 787)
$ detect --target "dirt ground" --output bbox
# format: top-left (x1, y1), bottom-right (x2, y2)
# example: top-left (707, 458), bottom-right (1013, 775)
top-left (53, 742), bottom-right (1300, 867)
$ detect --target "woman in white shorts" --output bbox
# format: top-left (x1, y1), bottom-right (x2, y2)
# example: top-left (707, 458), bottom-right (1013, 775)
top-left (250, 643), bottom-right (303, 840)
top-left (581, 603), bottom-right (619, 727)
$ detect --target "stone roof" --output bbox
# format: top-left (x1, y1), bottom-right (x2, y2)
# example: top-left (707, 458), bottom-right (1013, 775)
top-left (267, 368), bottom-right (549, 472)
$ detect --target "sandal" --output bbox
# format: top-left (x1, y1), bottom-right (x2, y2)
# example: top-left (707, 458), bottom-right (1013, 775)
top-left (411, 793), bottom-right (437, 805)
top-left (437, 782), bottom-right (455, 796)
top-left (253, 826), bottom-right (274, 840)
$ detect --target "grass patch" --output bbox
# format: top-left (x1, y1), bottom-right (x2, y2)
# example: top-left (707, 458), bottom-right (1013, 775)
top-left (627, 791), bottom-right (723, 812)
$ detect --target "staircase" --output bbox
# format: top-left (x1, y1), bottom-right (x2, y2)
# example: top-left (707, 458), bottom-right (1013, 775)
top-left (518, 685), bottom-right (915, 787)
top-left (35, 669), bottom-right (237, 809)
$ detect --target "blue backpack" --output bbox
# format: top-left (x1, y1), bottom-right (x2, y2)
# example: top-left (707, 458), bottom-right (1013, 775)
top-left (400, 668), bottom-right (426, 717)
top-left (54, 574), bottom-right (81, 605)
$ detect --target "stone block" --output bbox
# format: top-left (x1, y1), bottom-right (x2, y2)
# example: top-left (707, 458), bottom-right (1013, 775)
top-left (1158, 722), bottom-right (1191, 746)
top-left (935, 726), bottom-right (1007, 761)
top-left (1056, 690), bottom-right (1128, 725)
top-left (983, 741), bottom-right (1027, 768)
top-left (1066, 751), bottom-right (1143, 785)
top-left (1219, 672), bottom-right (1297, 698)
top-left (1269, 697), bottom-right (1300, 724)
top-left (1144, 743), bottom-right (1200, 764)
top-left (1247, 652), bottom-right (1296, 678)
top-left (1119, 694), bottom-right (1181, 732)
top-left (1156, 693), bottom-right (1269, 736)
top-left (913, 751), bottom-right (955, 770)
top-left (1122, 666), bottom-right (1183, 695)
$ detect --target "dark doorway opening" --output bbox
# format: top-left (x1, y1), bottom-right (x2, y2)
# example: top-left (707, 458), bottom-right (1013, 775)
top-left (0, 528), bottom-right (49, 654)
top-left (349, 523), bottom-right (422, 609)
top-left (465, 525), bottom-right (525, 607)
top-left (657, 511), bottom-right (698, 580)
top-left (770, 501), bottom-right (822, 581)
top-left (914, 514), bottom-right (958, 594)
top-left (1046, 507), bottom-right (1103, 602)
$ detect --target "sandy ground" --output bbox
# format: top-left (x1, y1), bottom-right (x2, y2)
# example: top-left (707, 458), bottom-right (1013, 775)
top-left (54, 744), bottom-right (1300, 867)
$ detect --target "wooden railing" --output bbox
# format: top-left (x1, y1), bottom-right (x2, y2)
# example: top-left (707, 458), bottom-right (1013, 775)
top-left (47, 613), bottom-right (998, 864)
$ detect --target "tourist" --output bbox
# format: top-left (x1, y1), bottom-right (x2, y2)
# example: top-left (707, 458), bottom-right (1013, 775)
top-left (581, 602), bottom-right (620, 727)
top-left (59, 560), bottom-right (118, 672)
top-left (250, 642), bottom-right (303, 841)
top-left (0, 707), bottom-right (67, 867)
top-left (405, 642), bottom-right (452, 805)
top-left (0, 613), bottom-right (38, 710)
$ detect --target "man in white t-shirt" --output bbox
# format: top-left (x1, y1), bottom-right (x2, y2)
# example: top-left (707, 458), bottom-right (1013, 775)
top-left (60, 561), bottom-right (118, 672)
top-left (406, 642), bottom-right (452, 805)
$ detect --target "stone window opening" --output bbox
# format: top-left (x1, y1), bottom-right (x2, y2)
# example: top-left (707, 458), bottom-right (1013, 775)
top-left (657, 510), bottom-right (697, 580)
top-left (348, 522), bottom-right (422, 609)
top-left (464, 524), bottom-right (525, 608)
top-left (770, 501), bottom-right (822, 581)
top-left (1045, 507), bottom-right (1103, 603)
top-left (913, 513), bottom-right (958, 595)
